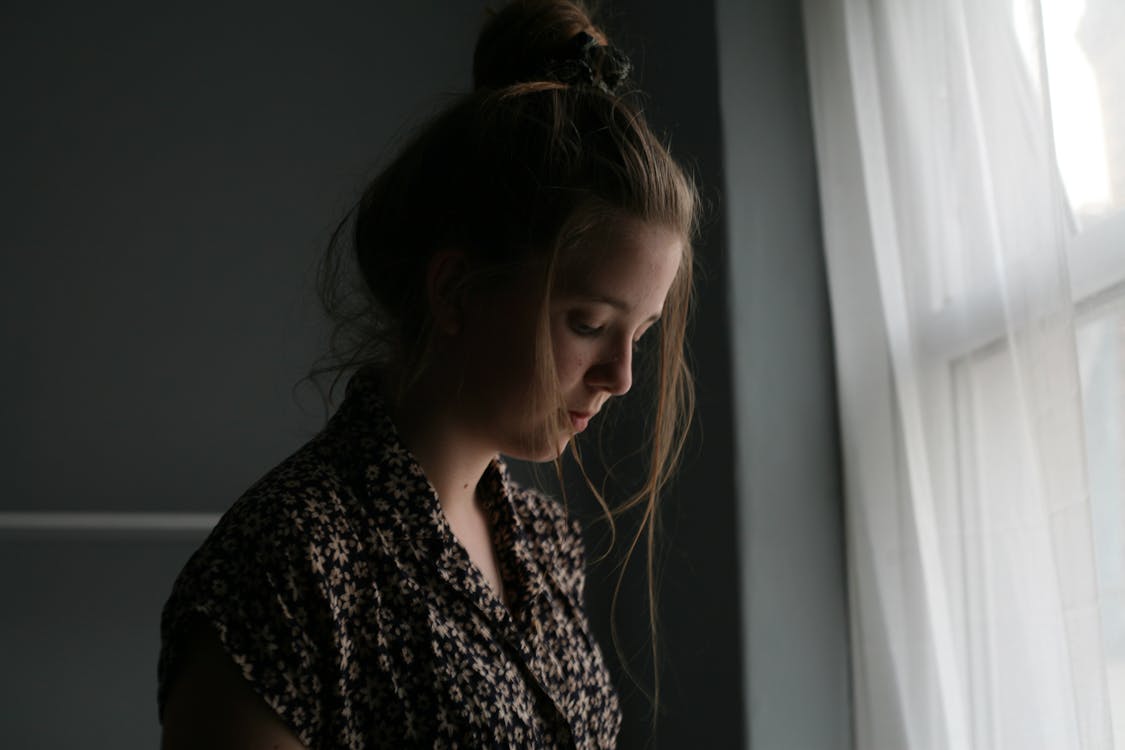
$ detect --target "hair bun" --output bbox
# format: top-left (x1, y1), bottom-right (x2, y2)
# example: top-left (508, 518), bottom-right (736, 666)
top-left (537, 30), bottom-right (633, 94)
top-left (473, 0), bottom-right (632, 93)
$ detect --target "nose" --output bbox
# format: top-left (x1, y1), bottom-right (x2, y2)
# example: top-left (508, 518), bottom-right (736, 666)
top-left (586, 339), bottom-right (633, 396)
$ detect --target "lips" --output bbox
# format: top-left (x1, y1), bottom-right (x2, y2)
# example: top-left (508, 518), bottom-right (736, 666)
top-left (568, 410), bottom-right (594, 433)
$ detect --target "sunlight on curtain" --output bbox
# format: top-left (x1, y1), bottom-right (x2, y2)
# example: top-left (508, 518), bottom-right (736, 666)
top-left (802, 0), bottom-right (1125, 746)
top-left (1079, 304), bottom-right (1125, 741)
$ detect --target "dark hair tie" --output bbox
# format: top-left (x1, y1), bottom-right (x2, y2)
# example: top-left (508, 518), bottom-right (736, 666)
top-left (540, 31), bottom-right (633, 95)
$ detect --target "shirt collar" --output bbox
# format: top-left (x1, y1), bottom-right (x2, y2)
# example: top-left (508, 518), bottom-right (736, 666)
top-left (329, 367), bottom-right (553, 610)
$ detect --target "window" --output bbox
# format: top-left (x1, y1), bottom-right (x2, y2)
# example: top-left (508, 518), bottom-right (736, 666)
top-left (1048, 0), bottom-right (1125, 737)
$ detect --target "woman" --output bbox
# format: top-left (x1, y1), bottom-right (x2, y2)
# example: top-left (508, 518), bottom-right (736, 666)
top-left (158, 0), bottom-right (698, 747)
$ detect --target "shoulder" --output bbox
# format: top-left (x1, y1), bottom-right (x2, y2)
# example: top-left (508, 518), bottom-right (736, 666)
top-left (207, 431), bottom-right (363, 560)
top-left (167, 427), bottom-right (375, 624)
top-left (158, 433), bottom-right (365, 730)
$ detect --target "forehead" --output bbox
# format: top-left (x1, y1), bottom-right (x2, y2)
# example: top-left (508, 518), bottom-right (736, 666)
top-left (554, 215), bottom-right (683, 291)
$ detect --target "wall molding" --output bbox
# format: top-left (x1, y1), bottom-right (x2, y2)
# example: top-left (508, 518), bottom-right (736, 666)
top-left (0, 512), bottom-right (220, 535)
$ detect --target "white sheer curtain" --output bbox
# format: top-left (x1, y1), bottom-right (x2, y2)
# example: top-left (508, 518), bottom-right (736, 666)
top-left (802, 0), bottom-right (1124, 747)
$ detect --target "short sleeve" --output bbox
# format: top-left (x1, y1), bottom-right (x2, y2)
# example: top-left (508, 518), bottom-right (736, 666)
top-left (157, 499), bottom-right (336, 747)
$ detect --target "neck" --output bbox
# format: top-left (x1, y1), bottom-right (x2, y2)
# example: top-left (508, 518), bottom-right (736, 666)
top-left (381, 367), bottom-right (496, 516)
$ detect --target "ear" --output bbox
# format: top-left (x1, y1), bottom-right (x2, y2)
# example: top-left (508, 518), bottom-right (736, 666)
top-left (426, 249), bottom-right (469, 335)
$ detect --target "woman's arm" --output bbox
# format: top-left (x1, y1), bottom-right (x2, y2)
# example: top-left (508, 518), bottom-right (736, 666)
top-left (160, 623), bottom-right (308, 750)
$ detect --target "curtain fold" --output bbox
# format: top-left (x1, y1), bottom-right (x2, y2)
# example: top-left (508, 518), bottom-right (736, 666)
top-left (802, 0), bottom-right (1115, 747)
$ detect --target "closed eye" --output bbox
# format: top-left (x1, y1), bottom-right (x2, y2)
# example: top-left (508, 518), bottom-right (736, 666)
top-left (570, 321), bottom-right (604, 337)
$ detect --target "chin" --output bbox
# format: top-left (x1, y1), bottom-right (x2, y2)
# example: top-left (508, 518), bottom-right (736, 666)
top-left (502, 431), bottom-right (573, 464)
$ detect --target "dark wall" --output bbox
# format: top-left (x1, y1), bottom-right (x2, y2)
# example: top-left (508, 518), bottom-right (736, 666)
top-left (577, 1), bottom-right (746, 748)
top-left (1, 2), bottom-right (489, 515)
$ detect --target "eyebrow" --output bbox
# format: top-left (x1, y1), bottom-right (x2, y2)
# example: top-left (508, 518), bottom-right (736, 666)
top-left (578, 293), bottom-right (662, 324)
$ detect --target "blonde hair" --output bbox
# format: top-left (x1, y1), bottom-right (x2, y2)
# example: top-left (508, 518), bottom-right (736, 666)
top-left (314, 0), bottom-right (699, 731)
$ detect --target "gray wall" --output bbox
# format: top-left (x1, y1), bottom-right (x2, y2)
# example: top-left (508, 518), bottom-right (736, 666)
top-left (1, 1), bottom-right (484, 516)
top-left (1, 1), bottom-right (847, 748)
top-left (716, 1), bottom-right (853, 748)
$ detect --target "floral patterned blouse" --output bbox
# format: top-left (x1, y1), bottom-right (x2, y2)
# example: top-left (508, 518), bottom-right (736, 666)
top-left (157, 367), bottom-right (622, 748)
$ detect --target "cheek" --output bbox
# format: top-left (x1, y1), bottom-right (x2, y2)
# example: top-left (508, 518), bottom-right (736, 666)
top-left (549, 327), bottom-right (586, 384)
top-left (465, 297), bottom-right (540, 374)
top-left (552, 346), bottom-right (590, 388)
top-left (452, 332), bottom-right (534, 417)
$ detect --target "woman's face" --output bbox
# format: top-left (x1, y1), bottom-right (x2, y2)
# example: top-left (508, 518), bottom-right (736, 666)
top-left (451, 215), bottom-right (684, 462)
